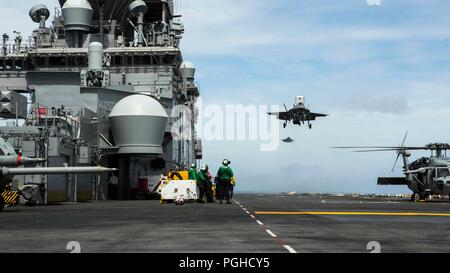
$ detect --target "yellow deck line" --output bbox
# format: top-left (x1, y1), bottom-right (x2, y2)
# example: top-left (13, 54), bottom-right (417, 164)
top-left (255, 211), bottom-right (450, 217)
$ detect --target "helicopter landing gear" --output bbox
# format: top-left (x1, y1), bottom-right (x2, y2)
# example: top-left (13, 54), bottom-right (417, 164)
top-left (412, 192), bottom-right (428, 202)
top-left (283, 122), bottom-right (287, 129)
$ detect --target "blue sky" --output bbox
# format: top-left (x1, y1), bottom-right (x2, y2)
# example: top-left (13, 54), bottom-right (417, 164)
top-left (2, 0), bottom-right (450, 194)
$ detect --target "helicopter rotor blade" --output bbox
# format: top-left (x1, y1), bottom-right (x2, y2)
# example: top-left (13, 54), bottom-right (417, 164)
top-left (401, 131), bottom-right (408, 148)
top-left (353, 149), bottom-right (403, 153)
top-left (392, 131), bottom-right (408, 173)
top-left (351, 147), bottom-right (427, 152)
top-left (392, 153), bottom-right (401, 173)
top-left (334, 146), bottom-right (427, 150)
top-left (334, 146), bottom-right (401, 149)
top-left (392, 131), bottom-right (408, 172)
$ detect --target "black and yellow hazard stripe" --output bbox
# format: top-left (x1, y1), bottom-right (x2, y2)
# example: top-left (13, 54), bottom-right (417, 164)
top-left (1, 190), bottom-right (20, 206)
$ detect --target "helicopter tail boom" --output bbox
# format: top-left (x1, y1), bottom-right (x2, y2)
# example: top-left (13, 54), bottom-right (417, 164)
top-left (378, 177), bottom-right (407, 185)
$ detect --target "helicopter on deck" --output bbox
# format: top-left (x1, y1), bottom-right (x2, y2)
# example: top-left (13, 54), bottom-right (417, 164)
top-left (336, 134), bottom-right (450, 202)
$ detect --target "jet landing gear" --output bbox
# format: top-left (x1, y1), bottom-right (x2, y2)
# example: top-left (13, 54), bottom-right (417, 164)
top-left (283, 122), bottom-right (287, 129)
top-left (308, 123), bottom-right (312, 130)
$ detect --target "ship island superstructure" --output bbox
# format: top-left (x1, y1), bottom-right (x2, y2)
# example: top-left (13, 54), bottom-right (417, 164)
top-left (0, 0), bottom-right (202, 203)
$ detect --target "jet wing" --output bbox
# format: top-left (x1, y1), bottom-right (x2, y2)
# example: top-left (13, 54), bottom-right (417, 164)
top-left (310, 112), bottom-right (328, 118)
top-left (378, 177), bottom-right (407, 185)
top-left (304, 112), bottom-right (328, 121)
top-left (268, 111), bottom-right (291, 121)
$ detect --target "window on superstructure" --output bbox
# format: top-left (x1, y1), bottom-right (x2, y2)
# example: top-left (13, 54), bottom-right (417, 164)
top-left (49, 56), bottom-right (66, 67)
top-left (68, 57), bottom-right (75, 66)
top-left (5, 60), bottom-right (13, 70)
top-left (77, 57), bottom-right (87, 66)
top-left (152, 56), bottom-right (160, 65)
top-left (134, 56), bottom-right (142, 65)
top-left (11, 60), bottom-right (20, 70)
top-left (126, 56), bottom-right (133, 66)
top-left (26, 58), bottom-right (34, 70)
top-left (163, 55), bottom-right (175, 65)
top-left (13, 59), bottom-right (23, 70)
top-left (36, 57), bottom-right (46, 67)
top-left (143, 56), bottom-right (151, 65)
top-left (67, 57), bottom-right (85, 67)
top-left (113, 56), bottom-right (123, 66)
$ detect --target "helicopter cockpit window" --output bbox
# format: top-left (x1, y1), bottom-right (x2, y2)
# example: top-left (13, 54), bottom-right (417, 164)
top-left (436, 168), bottom-right (450, 178)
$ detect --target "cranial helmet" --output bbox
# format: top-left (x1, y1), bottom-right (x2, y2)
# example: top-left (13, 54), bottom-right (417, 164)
top-left (201, 165), bottom-right (208, 172)
top-left (223, 159), bottom-right (231, 166)
top-left (191, 163), bottom-right (196, 169)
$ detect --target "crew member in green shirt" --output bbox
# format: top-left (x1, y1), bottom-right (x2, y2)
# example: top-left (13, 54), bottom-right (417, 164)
top-left (217, 159), bottom-right (234, 204)
top-left (188, 163), bottom-right (198, 180)
top-left (197, 165), bottom-right (213, 203)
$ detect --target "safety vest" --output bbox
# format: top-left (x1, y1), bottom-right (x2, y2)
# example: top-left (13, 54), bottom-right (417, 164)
top-left (188, 168), bottom-right (198, 180)
top-left (218, 166), bottom-right (234, 180)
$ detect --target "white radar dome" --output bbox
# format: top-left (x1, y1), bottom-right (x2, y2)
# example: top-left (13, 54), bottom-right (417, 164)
top-left (62, 0), bottom-right (93, 32)
top-left (109, 95), bottom-right (169, 155)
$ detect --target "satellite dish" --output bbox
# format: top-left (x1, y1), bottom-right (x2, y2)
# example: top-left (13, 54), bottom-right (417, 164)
top-left (128, 0), bottom-right (148, 47)
top-left (29, 4), bottom-right (50, 23)
top-left (128, 0), bottom-right (148, 15)
top-left (62, 0), bottom-right (93, 32)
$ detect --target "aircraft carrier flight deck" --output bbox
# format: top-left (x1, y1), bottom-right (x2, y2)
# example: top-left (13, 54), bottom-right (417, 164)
top-left (2, 194), bottom-right (450, 253)
top-left (1, 0), bottom-right (450, 257)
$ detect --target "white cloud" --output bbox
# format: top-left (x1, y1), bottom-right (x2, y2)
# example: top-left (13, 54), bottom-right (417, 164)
top-left (342, 95), bottom-right (410, 114)
top-left (367, 0), bottom-right (382, 6)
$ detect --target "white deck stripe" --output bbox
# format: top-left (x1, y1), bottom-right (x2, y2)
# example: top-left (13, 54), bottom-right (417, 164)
top-left (238, 203), bottom-right (296, 254)
top-left (266, 230), bottom-right (277, 238)
top-left (283, 245), bottom-right (297, 253)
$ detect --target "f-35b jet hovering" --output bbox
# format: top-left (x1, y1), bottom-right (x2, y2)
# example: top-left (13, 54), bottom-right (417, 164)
top-left (269, 96), bottom-right (328, 129)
